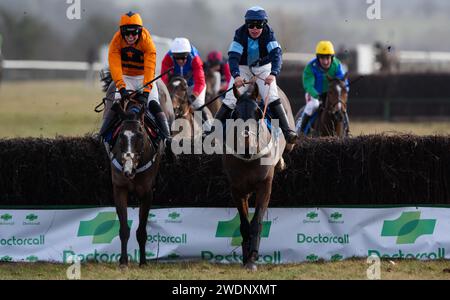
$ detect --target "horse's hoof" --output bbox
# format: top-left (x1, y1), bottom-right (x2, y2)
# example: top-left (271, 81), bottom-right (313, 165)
top-left (119, 264), bottom-right (128, 271)
top-left (244, 262), bottom-right (257, 272)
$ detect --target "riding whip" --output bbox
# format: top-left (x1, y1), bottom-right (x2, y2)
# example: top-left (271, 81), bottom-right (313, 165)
top-left (94, 66), bottom-right (174, 113)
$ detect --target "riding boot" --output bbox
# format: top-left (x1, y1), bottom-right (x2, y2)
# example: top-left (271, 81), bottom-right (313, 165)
top-left (155, 111), bottom-right (177, 161)
top-left (200, 107), bottom-right (212, 131)
top-left (153, 112), bottom-right (171, 139)
top-left (201, 108), bottom-right (209, 123)
top-left (298, 113), bottom-right (311, 136)
top-left (99, 107), bottom-right (117, 144)
top-left (147, 101), bottom-right (175, 159)
top-left (268, 99), bottom-right (298, 144)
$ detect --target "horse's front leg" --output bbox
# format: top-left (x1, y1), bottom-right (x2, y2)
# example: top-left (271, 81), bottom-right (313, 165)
top-left (136, 189), bottom-right (152, 267)
top-left (247, 178), bottom-right (273, 271)
top-left (232, 187), bottom-right (251, 266)
top-left (113, 185), bottom-right (130, 268)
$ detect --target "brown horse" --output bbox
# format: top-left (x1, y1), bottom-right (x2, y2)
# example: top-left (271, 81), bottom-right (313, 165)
top-left (105, 99), bottom-right (165, 268)
top-left (155, 79), bottom-right (176, 128)
top-left (222, 84), bottom-right (289, 271)
top-left (166, 76), bottom-right (212, 142)
top-left (295, 74), bottom-right (349, 137)
top-left (205, 68), bottom-right (222, 116)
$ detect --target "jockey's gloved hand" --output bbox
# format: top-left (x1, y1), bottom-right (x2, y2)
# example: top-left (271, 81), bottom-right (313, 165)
top-left (119, 88), bottom-right (130, 101)
top-left (188, 94), bottom-right (196, 105)
top-left (136, 91), bottom-right (149, 104)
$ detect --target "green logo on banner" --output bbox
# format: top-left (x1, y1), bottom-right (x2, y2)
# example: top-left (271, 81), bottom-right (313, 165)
top-left (168, 253), bottom-right (180, 259)
top-left (331, 254), bottom-right (343, 262)
top-left (381, 211), bottom-right (436, 244)
top-left (26, 255), bottom-right (38, 262)
top-left (168, 212), bottom-right (180, 220)
top-left (216, 213), bottom-right (271, 246)
top-left (26, 214), bottom-right (38, 221)
top-left (1, 214), bottom-right (12, 221)
top-left (330, 212), bottom-right (342, 220)
top-left (77, 212), bottom-right (132, 244)
top-left (0, 256), bottom-right (12, 262)
top-left (306, 254), bottom-right (318, 262)
top-left (307, 211), bottom-right (318, 220)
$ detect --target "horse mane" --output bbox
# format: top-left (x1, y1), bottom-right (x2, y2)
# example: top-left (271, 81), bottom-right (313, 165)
top-left (169, 75), bottom-right (188, 90)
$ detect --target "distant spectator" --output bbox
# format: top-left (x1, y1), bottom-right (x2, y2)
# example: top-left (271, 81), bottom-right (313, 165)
top-left (374, 41), bottom-right (399, 74)
top-left (336, 45), bottom-right (357, 73)
top-left (204, 50), bottom-right (231, 93)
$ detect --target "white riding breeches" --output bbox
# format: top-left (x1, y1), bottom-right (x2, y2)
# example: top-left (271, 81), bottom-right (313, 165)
top-left (114, 75), bottom-right (160, 104)
top-left (304, 93), bottom-right (320, 116)
top-left (188, 86), bottom-right (206, 109)
top-left (222, 64), bottom-right (279, 109)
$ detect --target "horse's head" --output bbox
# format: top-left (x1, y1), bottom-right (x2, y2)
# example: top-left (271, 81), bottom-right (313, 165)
top-left (232, 83), bottom-right (262, 122)
top-left (229, 84), bottom-right (267, 158)
top-left (325, 73), bottom-right (349, 122)
top-left (205, 68), bottom-right (220, 98)
top-left (113, 103), bottom-right (152, 179)
top-left (168, 76), bottom-right (190, 119)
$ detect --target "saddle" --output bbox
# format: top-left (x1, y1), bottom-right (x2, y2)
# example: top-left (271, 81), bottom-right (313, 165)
top-left (105, 111), bottom-right (160, 149)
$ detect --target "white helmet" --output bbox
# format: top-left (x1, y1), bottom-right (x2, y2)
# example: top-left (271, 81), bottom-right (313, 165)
top-left (171, 37), bottom-right (191, 54)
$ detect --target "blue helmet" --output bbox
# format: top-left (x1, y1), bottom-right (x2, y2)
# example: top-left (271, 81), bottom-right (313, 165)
top-left (244, 6), bottom-right (268, 22)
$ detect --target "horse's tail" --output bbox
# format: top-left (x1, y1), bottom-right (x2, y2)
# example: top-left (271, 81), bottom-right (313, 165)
top-left (99, 68), bottom-right (113, 92)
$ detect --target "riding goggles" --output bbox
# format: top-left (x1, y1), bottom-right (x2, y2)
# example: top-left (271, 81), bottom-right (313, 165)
top-left (317, 54), bottom-right (333, 59)
top-left (246, 21), bottom-right (265, 29)
top-left (121, 26), bottom-right (142, 37)
top-left (173, 53), bottom-right (189, 60)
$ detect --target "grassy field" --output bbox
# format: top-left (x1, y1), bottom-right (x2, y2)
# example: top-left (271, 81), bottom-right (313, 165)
top-left (0, 81), bottom-right (104, 138)
top-left (0, 80), bottom-right (449, 138)
top-left (1, 259), bottom-right (450, 280)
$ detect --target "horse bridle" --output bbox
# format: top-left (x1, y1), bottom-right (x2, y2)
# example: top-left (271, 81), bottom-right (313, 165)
top-left (228, 100), bottom-right (275, 161)
top-left (169, 79), bottom-right (190, 118)
top-left (325, 82), bottom-right (347, 123)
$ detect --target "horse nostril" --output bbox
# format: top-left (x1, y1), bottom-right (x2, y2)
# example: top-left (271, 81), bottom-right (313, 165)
top-left (124, 170), bottom-right (135, 179)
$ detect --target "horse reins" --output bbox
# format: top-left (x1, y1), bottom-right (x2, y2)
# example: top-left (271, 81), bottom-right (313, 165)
top-left (94, 67), bottom-right (174, 113)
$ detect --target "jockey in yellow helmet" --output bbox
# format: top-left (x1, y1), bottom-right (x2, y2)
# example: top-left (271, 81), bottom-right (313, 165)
top-left (298, 40), bottom-right (350, 135)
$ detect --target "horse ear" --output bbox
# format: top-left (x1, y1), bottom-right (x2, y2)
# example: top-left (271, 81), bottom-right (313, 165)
top-left (112, 101), bottom-right (127, 120)
top-left (233, 84), bottom-right (241, 100)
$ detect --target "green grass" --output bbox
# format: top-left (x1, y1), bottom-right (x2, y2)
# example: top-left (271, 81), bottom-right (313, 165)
top-left (1, 259), bottom-right (450, 280)
top-left (0, 80), bottom-right (449, 138)
top-left (0, 80), bottom-right (103, 137)
top-left (351, 121), bottom-right (450, 136)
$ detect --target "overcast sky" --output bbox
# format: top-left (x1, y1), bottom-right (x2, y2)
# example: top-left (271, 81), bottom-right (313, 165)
top-left (1, 0), bottom-right (450, 55)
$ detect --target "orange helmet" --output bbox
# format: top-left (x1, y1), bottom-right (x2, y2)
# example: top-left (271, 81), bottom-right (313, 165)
top-left (119, 12), bottom-right (143, 38)
top-left (120, 11), bottom-right (143, 27)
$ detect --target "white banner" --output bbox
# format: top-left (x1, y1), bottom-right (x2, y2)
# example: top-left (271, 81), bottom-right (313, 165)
top-left (0, 207), bottom-right (449, 264)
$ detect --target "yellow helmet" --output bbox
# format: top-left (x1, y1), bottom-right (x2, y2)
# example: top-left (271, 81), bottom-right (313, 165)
top-left (315, 41), bottom-right (335, 55)
top-left (119, 11), bottom-right (143, 27)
